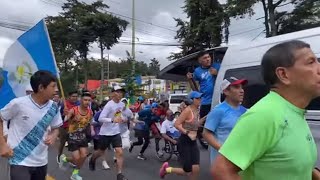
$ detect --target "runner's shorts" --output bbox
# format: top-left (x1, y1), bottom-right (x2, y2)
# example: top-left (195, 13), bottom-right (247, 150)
top-left (68, 132), bottom-right (88, 152)
top-left (10, 165), bottom-right (47, 180)
top-left (98, 134), bottom-right (122, 150)
top-left (178, 134), bottom-right (200, 173)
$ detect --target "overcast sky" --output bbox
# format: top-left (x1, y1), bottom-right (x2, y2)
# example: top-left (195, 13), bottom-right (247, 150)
top-left (0, 0), bottom-right (292, 69)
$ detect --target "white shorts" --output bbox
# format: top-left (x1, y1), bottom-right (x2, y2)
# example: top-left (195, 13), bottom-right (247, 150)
top-left (121, 130), bottom-right (131, 150)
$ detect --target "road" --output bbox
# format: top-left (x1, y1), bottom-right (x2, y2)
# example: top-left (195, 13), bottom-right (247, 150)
top-left (47, 139), bottom-right (211, 180)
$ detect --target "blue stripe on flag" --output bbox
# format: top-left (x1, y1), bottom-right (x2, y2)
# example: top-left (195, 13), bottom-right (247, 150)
top-left (17, 20), bottom-right (57, 74)
top-left (0, 71), bottom-right (16, 108)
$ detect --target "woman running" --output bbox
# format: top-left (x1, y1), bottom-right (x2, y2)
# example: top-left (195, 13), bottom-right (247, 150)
top-left (159, 91), bottom-right (202, 180)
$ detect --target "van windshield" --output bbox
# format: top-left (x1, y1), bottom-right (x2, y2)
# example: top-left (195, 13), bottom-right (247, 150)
top-left (170, 95), bottom-right (187, 104)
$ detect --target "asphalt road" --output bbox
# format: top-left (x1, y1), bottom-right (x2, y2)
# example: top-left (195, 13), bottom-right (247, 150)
top-left (47, 139), bottom-right (212, 180)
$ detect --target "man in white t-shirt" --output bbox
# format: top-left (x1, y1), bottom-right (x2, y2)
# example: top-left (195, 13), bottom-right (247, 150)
top-left (0, 70), bottom-right (63, 180)
top-left (160, 110), bottom-right (181, 145)
top-left (89, 85), bottom-right (128, 180)
top-left (120, 98), bottom-right (134, 150)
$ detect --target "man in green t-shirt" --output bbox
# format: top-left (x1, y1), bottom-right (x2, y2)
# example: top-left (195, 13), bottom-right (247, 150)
top-left (211, 40), bottom-right (320, 180)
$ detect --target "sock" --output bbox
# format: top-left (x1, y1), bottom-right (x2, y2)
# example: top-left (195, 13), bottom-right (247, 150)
top-left (166, 167), bottom-right (172, 174)
top-left (62, 156), bottom-right (68, 163)
top-left (72, 169), bottom-right (79, 175)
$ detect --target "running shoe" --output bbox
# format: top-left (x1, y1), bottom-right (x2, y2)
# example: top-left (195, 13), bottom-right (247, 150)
top-left (159, 162), bottom-right (169, 179)
top-left (137, 154), bottom-right (147, 160)
top-left (117, 173), bottom-right (128, 180)
top-left (70, 173), bottom-right (82, 180)
top-left (102, 160), bottom-right (110, 170)
top-left (58, 154), bottom-right (68, 170)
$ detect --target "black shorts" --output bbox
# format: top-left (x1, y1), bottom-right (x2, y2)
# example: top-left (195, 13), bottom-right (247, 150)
top-left (178, 134), bottom-right (200, 173)
top-left (68, 140), bottom-right (88, 152)
top-left (98, 134), bottom-right (122, 150)
top-left (10, 165), bottom-right (47, 180)
top-left (134, 129), bottom-right (149, 138)
top-left (200, 104), bottom-right (211, 118)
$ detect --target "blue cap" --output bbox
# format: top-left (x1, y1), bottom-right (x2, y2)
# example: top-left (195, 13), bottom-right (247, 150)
top-left (151, 102), bottom-right (159, 108)
top-left (188, 91), bottom-right (203, 99)
top-left (138, 96), bottom-right (144, 101)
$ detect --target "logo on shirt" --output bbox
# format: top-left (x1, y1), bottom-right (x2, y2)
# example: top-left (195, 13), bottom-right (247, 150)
top-left (201, 72), bottom-right (209, 79)
top-left (22, 115), bottom-right (29, 121)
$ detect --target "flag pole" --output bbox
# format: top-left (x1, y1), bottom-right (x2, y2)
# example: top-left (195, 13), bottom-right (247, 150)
top-left (42, 19), bottom-right (66, 102)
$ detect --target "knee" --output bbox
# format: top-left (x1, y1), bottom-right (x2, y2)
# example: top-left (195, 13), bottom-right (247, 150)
top-left (115, 148), bottom-right (123, 157)
top-left (192, 165), bottom-right (200, 174)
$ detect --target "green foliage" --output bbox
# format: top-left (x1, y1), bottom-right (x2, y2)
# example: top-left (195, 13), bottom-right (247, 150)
top-left (278, 0), bottom-right (320, 35)
top-left (169, 0), bottom-right (226, 60)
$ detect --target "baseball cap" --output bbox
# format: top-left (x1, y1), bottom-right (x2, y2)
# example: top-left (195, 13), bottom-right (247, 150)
top-left (138, 96), bottom-right (144, 101)
top-left (112, 85), bottom-right (125, 92)
top-left (121, 98), bottom-right (128, 103)
top-left (220, 77), bottom-right (248, 93)
top-left (151, 102), bottom-right (159, 108)
top-left (188, 91), bottom-right (203, 99)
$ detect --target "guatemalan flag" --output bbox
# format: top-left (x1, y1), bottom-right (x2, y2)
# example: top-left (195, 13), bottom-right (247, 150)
top-left (0, 19), bottom-right (59, 108)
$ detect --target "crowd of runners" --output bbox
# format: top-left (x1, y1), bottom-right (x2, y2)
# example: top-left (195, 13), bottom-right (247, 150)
top-left (1, 40), bottom-right (320, 180)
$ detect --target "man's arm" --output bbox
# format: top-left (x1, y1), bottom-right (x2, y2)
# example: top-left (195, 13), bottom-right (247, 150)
top-left (64, 109), bottom-right (74, 122)
top-left (313, 168), bottom-right (320, 180)
top-left (0, 118), bottom-right (13, 157)
top-left (211, 154), bottom-right (241, 180)
top-left (203, 128), bottom-right (221, 150)
top-left (186, 72), bottom-right (199, 91)
top-left (161, 133), bottom-right (177, 144)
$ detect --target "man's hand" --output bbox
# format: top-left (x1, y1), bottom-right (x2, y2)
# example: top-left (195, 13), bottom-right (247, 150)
top-left (0, 143), bottom-right (13, 158)
top-left (44, 133), bottom-right (58, 146)
top-left (186, 72), bottom-right (193, 79)
top-left (209, 67), bottom-right (218, 75)
top-left (113, 116), bottom-right (124, 123)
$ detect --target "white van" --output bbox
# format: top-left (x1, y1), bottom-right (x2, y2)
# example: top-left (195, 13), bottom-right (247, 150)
top-left (212, 27), bottom-right (320, 166)
top-left (169, 93), bottom-right (188, 114)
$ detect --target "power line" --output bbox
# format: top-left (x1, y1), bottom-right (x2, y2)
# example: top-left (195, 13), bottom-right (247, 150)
top-left (40, 0), bottom-right (177, 32)
top-left (229, 26), bottom-right (265, 37)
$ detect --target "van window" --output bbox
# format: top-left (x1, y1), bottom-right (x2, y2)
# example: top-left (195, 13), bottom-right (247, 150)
top-left (223, 66), bottom-right (320, 110)
top-left (170, 95), bottom-right (188, 104)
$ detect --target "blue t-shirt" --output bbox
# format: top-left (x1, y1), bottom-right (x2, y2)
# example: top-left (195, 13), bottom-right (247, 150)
top-left (204, 101), bottom-right (246, 163)
top-left (194, 63), bottom-right (221, 105)
top-left (135, 109), bottom-right (160, 131)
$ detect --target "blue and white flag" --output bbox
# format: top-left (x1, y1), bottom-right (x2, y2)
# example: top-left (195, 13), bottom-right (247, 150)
top-left (0, 19), bottom-right (58, 108)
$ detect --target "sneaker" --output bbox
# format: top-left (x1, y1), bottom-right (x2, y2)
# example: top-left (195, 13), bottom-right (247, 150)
top-left (70, 173), bottom-right (83, 180)
top-left (89, 158), bottom-right (96, 171)
top-left (59, 154), bottom-right (68, 170)
top-left (157, 151), bottom-right (164, 158)
top-left (65, 142), bottom-right (68, 147)
top-left (159, 162), bottom-right (169, 179)
top-left (113, 156), bottom-right (117, 163)
top-left (137, 154), bottom-right (147, 160)
top-left (102, 160), bottom-right (110, 170)
top-left (117, 173), bottom-right (128, 180)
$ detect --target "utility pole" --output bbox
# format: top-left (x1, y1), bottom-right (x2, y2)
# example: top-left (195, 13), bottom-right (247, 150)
top-left (100, 42), bottom-right (104, 101)
top-left (131, 0), bottom-right (136, 76)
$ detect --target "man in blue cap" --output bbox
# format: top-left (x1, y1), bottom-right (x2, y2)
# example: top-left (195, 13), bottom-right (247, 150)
top-left (129, 102), bottom-right (160, 160)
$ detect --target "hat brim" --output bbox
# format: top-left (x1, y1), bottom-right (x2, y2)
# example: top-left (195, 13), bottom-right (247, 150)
top-left (230, 79), bottom-right (248, 86)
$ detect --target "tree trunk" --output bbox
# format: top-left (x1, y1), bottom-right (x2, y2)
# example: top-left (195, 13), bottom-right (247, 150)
top-left (268, 0), bottom-right (277, 36)
top-left (64, 58), bottom-right (68, 72)
top-left (261, 0), bottom-right (270, 37)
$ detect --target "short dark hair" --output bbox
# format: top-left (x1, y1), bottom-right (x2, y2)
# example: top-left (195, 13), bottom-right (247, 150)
top-left (30, 70), bottom-right (57, 93)
top-left (68, 91), bottom-right (78, 96)
top-left (261, 40), bottom-right (310, 87)
top-left (196, 50), bottom-right (209, 60)
top-left (81, 92), bottom-right (91, 98)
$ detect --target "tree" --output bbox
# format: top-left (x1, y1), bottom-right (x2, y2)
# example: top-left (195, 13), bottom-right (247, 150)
top-left (226, 0), bottom-right (301, 37)
top-left (278, 0), bottom-right (320, 35)
top-left (169, 0), bottom-right (227, 60)
top-left (148, 58), bottom-right (160, 75)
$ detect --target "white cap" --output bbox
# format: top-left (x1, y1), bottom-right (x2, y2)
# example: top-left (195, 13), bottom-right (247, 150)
top-left (112, 85), bottom-right (125, 92)
top-left (220, 77), bottom-right (248, 94)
